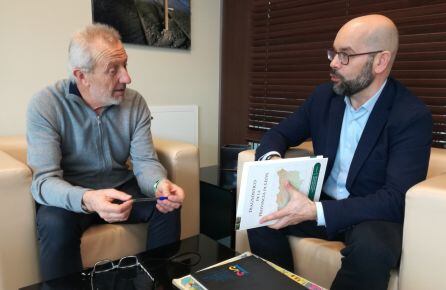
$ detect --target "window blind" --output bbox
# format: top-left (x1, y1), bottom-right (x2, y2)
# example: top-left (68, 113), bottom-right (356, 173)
top-left (248, 0), bottom-right (446, 148)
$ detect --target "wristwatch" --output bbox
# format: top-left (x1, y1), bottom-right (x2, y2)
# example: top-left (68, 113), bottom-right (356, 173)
top-left (153, 179), bottom-right (162, 193)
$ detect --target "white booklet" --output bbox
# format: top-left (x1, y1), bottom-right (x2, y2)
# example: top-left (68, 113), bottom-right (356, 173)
top-left (235, 156), bottom-right (328, 231)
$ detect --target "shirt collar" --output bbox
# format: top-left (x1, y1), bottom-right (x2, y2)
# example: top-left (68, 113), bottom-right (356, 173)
top-left (344, 79), bottom-right (388, 113)
top-left (66, 80), bottom-right (96, 112)
top-left (69, 80), bottom-right (82, 97)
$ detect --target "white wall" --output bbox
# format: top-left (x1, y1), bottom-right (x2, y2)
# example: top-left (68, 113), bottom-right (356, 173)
top-left (0, 0), bottom-right (221, 166)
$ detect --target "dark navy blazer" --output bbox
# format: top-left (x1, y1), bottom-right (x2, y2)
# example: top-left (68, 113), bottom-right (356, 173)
top-left (255, 77), bottom-right (432, 237)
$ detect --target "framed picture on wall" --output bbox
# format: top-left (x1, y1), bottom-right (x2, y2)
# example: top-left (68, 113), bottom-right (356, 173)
top-left (92, 0), bottom-right (191, 49)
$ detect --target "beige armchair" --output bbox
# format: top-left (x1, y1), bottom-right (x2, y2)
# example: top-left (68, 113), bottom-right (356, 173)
top-left (0, 136), bottom-right (200, 290)
top-left (235, 141), bottom-right (446, 290)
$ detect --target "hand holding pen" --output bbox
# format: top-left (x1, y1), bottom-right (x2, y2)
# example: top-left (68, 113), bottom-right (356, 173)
top-left (82, 189), bottom-right (133, 223)
top-left (154, 179), bottom-right (185, 214)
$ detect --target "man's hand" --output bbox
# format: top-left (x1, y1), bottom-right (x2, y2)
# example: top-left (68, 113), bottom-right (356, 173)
top-left (155, 179), bottom-right (185, 214)
top-left (82, 189), bottom-right (133, 223)
top-left (260, 180), bottom-right (317, 229)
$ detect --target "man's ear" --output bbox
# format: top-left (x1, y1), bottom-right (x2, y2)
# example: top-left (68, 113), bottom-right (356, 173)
top-left (374, 51), bottom-right (391, 74)
top-left (73, 69), bottom-right (89, 86)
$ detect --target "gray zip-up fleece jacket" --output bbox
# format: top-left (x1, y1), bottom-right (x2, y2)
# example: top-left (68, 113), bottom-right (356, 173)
top-left (26, 79), bottom-right (166, 213)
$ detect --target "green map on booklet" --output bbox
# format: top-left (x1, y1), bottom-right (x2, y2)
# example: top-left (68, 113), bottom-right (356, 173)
top-left (192, 255), bottom-right (306, 290)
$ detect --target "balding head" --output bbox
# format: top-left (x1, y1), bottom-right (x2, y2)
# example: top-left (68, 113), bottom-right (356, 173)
top-left (336, 14), bottom-right (399, 70)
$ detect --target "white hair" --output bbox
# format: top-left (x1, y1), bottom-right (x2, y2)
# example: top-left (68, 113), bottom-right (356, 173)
top-left (68, 23), bottom-right (121, 80)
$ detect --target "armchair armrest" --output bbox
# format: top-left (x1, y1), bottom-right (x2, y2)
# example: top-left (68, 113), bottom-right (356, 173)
top-left (153, 138), bottom-right (200, 238)
top-left (399, 174), bottom-right (446, 290)
top-left (0, 151), bottom-right (39, 290)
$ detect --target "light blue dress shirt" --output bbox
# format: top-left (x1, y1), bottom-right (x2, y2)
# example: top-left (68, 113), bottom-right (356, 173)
top-left (315, 81), bottom-right (387, 226)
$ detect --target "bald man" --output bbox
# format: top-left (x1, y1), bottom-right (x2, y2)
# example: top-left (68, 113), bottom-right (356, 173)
top-left (248, 15), bottom-right (432, 289)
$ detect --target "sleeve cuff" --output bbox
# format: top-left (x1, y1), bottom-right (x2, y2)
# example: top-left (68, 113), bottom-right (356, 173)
top-left (315, 202), bottom-right (326, 226)
top-left (70, 187), bottom-right (90, 213)
top-left (258, 151), bottom-right (282, 161)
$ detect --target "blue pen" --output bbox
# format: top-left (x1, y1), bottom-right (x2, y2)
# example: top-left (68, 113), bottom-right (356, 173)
top-left (131, 196), bottom-right (168, 203)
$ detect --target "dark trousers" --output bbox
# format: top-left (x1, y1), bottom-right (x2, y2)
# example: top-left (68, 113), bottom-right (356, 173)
top-left (248, 220), bottom-right (402, 290)
top-left (36, 178), bottom-right (181, 281)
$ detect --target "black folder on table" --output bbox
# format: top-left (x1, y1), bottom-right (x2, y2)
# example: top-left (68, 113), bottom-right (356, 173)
top-left (192, 255), bottom-right (307, 290)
